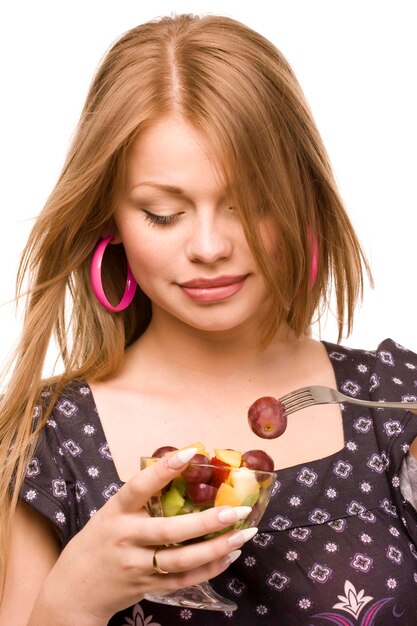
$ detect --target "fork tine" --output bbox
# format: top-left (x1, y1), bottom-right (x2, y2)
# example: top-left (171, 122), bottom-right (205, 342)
top-left (283, 399), bottom-right (316, 416)
top-left (280, 392), bottom-right (314, 405)
top-left (279, 387), bottom-right (312, 403)
top-left (280, 387), bottom-right (316, 417)
top-left (280, 390), bottom-right (314, 409)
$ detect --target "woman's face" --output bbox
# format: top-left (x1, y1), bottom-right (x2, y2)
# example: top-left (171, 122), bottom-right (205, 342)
top-left (114, 114), bottom-right (275, 336)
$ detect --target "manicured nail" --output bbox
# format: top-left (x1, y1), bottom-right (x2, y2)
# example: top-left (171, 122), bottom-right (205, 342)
top-left (167, 447), bottom-right (198, 469)
top-left (221, 549), bottom-right (242, 568)
top-left (218, 506), bottom-right (252, 524)
top-left (227, 527), bottom-right (258, 548)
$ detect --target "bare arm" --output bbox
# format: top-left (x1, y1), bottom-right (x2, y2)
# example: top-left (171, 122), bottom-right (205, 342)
top-left (0, 500), bottom-right (110, 626)
top-left (0, 501), bottom-right (62, 624)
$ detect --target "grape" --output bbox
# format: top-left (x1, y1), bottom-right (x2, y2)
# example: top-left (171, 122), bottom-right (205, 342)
top-left (241, 449), bottom-right (274, 472)
top-left (181, 454), bottom-right (213, 484)
top-left (248, 396), bottom-right (287, 439)
top-left (152, 445), bottom-right (178, 458)
top-left (186, 482), bottom-right (218, 505)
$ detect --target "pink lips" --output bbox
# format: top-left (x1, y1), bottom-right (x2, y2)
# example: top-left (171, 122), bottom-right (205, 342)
top-left (179, 274), bottom-right (248, 303)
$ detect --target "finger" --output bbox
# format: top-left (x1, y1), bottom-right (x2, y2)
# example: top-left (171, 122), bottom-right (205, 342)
top-left (149, 549), bottom-right (243, 592)
top-left (131, 505), bottom-right (253, 546)
top-left (116, 447), bottom-right (199, 511)
top-left (151, 526), bottom-right (258, 574)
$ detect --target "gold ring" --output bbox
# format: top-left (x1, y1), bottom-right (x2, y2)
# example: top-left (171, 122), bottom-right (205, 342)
top-left (152, 547), bottom-right (170, 575)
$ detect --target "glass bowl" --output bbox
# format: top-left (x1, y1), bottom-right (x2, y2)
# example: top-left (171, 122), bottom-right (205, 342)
top-left (140, 457), bottom-right (275, 611)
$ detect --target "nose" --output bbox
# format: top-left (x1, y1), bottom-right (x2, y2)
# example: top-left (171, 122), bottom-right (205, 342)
top-left (185, 210), bottom-right (233, 265)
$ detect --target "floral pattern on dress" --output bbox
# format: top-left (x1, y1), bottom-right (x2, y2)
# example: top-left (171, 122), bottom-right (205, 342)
top-left (19, 339), bottom-right (417, 624)
top-left (311, 580), bottom-right (397, 624)
top-left (121, 603), bottom-right (161, 626)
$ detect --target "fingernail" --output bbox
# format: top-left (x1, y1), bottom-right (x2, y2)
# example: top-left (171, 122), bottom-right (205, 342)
top-left (167, 447), bottom-right (198, 469)
top-left (218, 506), bottom-right (252, 524)
top-left (220, 549), bottom-right (242, 568)
top-left (227, 527), bottom-right (258, 548)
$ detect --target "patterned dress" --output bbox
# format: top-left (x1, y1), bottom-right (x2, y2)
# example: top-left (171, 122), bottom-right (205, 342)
top-left (20, 339), bottom-right (417, 625)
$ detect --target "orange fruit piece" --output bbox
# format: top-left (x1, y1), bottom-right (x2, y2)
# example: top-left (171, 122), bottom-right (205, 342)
top-left (214, 482), bottom-right (243, 507)
top-left (179, 441), bottom-right (210, 458)
top-left (214, 448), bottom-right (242, 467)
top-left (142, 457), bottom-right (159, 468)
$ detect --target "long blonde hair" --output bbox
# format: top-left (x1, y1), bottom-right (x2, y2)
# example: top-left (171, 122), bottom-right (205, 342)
top-left (0, 13), bottom-right (371, 588)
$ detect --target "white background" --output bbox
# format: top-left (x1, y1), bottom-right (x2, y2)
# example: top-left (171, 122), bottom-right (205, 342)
top-left (0, 0), bottom-right (416, 378)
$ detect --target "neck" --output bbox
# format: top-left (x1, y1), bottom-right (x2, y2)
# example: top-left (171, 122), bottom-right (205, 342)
top-left (123, 310), bottom-right (305, 384)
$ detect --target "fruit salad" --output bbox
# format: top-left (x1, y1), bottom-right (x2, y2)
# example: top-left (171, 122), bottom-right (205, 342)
top-left (142, 443), bottom-right (275, 540)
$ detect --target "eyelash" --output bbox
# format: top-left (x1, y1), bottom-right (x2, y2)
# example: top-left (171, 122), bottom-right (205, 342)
top-left (143, 211), bottom-right (181, 227)
top-left (142, 206), bottom-right (237, 227)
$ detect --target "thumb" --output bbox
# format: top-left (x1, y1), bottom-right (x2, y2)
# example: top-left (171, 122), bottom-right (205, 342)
top-left (115, 447), bottom-right (198, 512)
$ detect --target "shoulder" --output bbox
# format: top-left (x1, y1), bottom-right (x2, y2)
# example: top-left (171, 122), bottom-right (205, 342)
top-left (322, 337), bottom-right (417, 402)
top-left (29, 380), bottom-right (99, 465)
top-left (374, 338), bottom-right (417, 368)
top-left (34, 380), bottom-right (96, 427)
top-left (370, 338), bottom-right (417, 399)
top-left (323, 337), bottom-right (417, 370)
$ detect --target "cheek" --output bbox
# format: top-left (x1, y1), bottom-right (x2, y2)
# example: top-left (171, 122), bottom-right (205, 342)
top-left (128, 246), bottom-right (160, 279)
top-left (122, 233), bottom-right (174, 288)
top-left (116, 220), bottom-right (155, 261)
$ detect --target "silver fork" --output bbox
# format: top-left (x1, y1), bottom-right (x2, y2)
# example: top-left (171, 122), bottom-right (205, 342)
top-left (279, 385), bottom-right (417, 417)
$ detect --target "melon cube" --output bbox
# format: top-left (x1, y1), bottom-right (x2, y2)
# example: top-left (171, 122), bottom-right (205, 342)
top-left (229, 467), bottom-right (260, 505)
top-left (162, 485), bottom-right (185, 516)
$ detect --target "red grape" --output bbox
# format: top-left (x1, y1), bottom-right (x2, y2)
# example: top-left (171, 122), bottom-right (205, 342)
top-left (152, 445), bottom-right (178, 458)
top-left (186, 482), bottom-right (218, 505)
top-left (181, 454), bottom-right (213, 484)
top-left (241, 449), bottom-right (274, 472)
top-left (248, 396), bottom-right (287, 439)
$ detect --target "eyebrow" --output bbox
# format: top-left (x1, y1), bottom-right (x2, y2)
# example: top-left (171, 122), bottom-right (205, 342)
top-left (130, 181), bottom-right (232, 197)
top-left (130, 182), bottom-right (185, 195)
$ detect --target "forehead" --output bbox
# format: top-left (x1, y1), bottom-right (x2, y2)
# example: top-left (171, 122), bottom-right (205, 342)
top-left (126, 115), bottom-right (228, 196)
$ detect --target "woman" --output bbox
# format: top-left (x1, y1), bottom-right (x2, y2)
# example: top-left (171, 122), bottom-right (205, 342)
top-left (1, 13), bottom-right (417, 625)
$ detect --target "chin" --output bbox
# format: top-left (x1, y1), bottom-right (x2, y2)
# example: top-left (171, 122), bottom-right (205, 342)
top-left (183, 314), bottom-right (259, 334)
top-left (153, 301), bottom-right (263, 334)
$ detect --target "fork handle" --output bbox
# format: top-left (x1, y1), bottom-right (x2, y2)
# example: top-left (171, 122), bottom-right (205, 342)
top-left (339, 397), bottom-right (417, 411)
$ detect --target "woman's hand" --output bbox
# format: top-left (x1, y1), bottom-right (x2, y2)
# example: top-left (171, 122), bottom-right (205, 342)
top-left (38, 447), bottom-right (254, 623)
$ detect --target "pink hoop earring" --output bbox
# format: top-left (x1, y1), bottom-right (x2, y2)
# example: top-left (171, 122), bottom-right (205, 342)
top-left (307, 227), bottom-right (319, 288)
top-left (90, 236), bottom-right (137, 312)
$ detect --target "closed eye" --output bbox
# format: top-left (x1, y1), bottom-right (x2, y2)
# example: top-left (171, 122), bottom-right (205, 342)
top-left (143, 210), bottom-right (181, 227)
